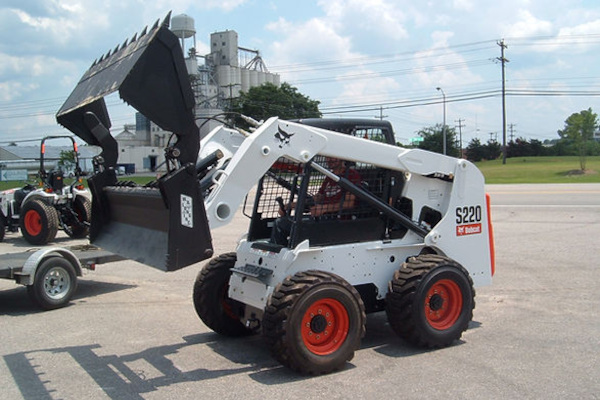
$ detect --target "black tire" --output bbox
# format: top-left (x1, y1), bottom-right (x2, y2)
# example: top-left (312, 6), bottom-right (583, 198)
top-left (65, 196), bottom-right (91, 238)
top-left (193, 253), bottom-right (253, 337)
top-left (386, 254), bottom-right (475, 348)
top-left (27, 256), bottom-right (78, 310)
top-left (263, 270), bottom-right (366, 375)
top-left (19, 199), bottom-right (59, 245)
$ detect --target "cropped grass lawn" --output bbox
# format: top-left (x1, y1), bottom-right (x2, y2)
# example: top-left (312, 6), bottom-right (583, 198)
top-left (475, 156), bottom-right (600, 184)
top-left (1, 156), bottom-right (599, 191)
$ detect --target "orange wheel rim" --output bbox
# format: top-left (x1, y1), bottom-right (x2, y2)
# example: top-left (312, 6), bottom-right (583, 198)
top-left (301, 298), bottom-right (349, 355)
top-left (24, 210), bottom-right (42, 236)
top-left (424, 279), bottom-right (463, 330)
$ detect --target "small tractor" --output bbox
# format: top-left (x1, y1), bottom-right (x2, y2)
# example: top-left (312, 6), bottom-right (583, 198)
top-left (0, 136), bottom-right (91, 245)
top-left (55, 13), bottom-right (495, 374)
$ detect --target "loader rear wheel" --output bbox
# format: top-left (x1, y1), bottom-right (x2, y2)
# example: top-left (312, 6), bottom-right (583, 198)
top-left (193, 253), bottom-right (253, 337)
top-left (66, 196), bottom-right (91, 238)
top-left (263, 271), bottom-right (366, 375)
top-left (385, 254), bottom-right (475, 348)
top-left (27, 256), bottom-right (78, 310)
top-left (20, 199), bottom-right (58, 245)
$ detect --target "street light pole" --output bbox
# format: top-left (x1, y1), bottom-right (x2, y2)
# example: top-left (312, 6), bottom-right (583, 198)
top-left (436, 87), bottom-right (446, 155)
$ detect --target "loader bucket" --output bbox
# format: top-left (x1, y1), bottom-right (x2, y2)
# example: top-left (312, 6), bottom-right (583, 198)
top-left (55, 13), bottom-right (214, 271)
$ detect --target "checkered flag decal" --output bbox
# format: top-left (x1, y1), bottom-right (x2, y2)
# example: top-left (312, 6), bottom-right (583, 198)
top-left (180, 194), bottom-right (194, 228)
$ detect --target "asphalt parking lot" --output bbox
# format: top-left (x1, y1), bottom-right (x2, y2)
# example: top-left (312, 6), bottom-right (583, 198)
top-left (1, 184), bottom-right (599, 399)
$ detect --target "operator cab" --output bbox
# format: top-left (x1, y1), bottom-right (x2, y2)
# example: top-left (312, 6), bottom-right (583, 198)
top-left (246, 155), bottom-right (412, 249)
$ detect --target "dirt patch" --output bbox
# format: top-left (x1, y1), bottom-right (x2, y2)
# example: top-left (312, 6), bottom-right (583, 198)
top-left (565, 169), bottom-right (598, 176)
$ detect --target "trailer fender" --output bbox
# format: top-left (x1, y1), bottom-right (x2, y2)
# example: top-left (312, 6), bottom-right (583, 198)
top-left (19, 247), bottom-right (83, 286)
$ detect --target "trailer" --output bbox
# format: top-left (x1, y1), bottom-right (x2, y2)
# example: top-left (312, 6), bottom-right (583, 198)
top-left (0, 245), bottom-right (123, 310)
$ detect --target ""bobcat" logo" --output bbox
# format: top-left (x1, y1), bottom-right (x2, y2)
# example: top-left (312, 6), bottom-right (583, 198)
top-left (274, 125), bottom-right (294, 148)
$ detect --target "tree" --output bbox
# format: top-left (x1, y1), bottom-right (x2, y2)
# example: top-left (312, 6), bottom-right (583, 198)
top-left (58, 150), bottom-right (76, 172)
top-left (466, 138), bottom-right (485, 161)
top-left (507, 138), bottom-right (545, 158)
top-left (557, 108), bottom-right (598, 171)
top-left (228, 82), bottom-right (321, 127)
top-left (465, 138), bottom-right (502, 162)
top-left (415, 124), bottom-right (459, 157)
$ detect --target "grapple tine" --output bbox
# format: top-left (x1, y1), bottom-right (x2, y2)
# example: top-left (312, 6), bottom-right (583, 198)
top-left (162, 11), bottom-right (172, 27)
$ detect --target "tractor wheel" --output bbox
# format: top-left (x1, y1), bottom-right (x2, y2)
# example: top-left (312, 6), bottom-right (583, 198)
top-left (263, 270), bottom-right (366, 375)
top-left (66, 196), bottom-right (91, 238)
top-left (27, 256), bottom-right (78, 310)
top-left (193, 253), bottom-right (253, 337)
top-left (385, 254), bottom-right (475, 348)
top-left (19, 199), bottom-right (59, 245)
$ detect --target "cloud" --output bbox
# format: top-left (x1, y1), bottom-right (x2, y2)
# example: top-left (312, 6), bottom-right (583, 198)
top-left (317, 0), bottom-right (409, 41)
top-left (267, 17), bottom-right (358, 74)
top-left (333, 72), bottom-right (401, 107)
top-left (506, 9), bottom-right (553, 38)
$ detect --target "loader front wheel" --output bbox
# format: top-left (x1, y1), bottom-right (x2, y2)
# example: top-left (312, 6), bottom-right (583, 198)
top-left (263, 271), bottom-right (366, 375)
top-left (386, 254), bottom-right (475, 348)
top-left (193, 253), bottom-right (253, 337)
top-left (20, 199), bottom-right (59, 245)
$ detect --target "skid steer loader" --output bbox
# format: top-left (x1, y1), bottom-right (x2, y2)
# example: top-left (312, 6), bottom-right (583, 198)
top-left (56, 13), bottom-right (495, 375)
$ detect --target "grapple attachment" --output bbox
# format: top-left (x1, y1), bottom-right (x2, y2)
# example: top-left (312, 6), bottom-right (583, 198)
top-left (56, 13), bottom-right (213, 271)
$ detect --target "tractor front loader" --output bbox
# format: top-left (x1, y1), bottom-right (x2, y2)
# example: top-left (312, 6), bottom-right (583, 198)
top-left (56, 14), bottom-right (495, 374)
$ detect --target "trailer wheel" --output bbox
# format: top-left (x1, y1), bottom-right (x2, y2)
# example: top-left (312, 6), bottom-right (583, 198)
top-left (263, 271), bottom-right (366, 375)
top-left (66, 196), bottom-right (91, 238)
top-left (27, 256), bottom-right (78, 310)
top-left (193, 253), bottom-right (253, 337)
top-left (20, 199), bottom-right (58, 245)
top-left (386, 254), bottom-right (475, 348)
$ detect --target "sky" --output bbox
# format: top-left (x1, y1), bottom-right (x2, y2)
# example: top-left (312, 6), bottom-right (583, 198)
top-left (1, 0), bottom-right (600, 147)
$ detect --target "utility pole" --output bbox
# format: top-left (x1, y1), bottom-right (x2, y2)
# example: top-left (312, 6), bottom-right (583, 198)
top-left (455, 118), bottom-right (465, 158)
top-left (508, 123), bottom-right (516, 142)
top-left (436, 87), bottom-right (446, 155)
top-left (496, 39), bottom-right (509, 165)
top-left (377, 106), bottom-right (388, 120)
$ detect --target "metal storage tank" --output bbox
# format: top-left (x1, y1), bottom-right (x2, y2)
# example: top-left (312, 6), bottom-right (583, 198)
top-left (217, 65), bottom-right (241, 98)
top-left (241, 69), bottom-right (250, 92)
top-left (185, 58), bottom-right (198, 76)
top-left (257, 71), bottom-right (266, 85)
top-left (171, 14), bottom-right (196, 38)
top-left (249, 70), bottom-right (258, 87)
top-left (264, 73), bottom-right (274, 84)
top-left (272, 74), bottom-right (281, 86)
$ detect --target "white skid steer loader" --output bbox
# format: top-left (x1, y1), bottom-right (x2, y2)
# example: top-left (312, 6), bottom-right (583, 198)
top-left (56, 13), bottom-right (495, 375)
